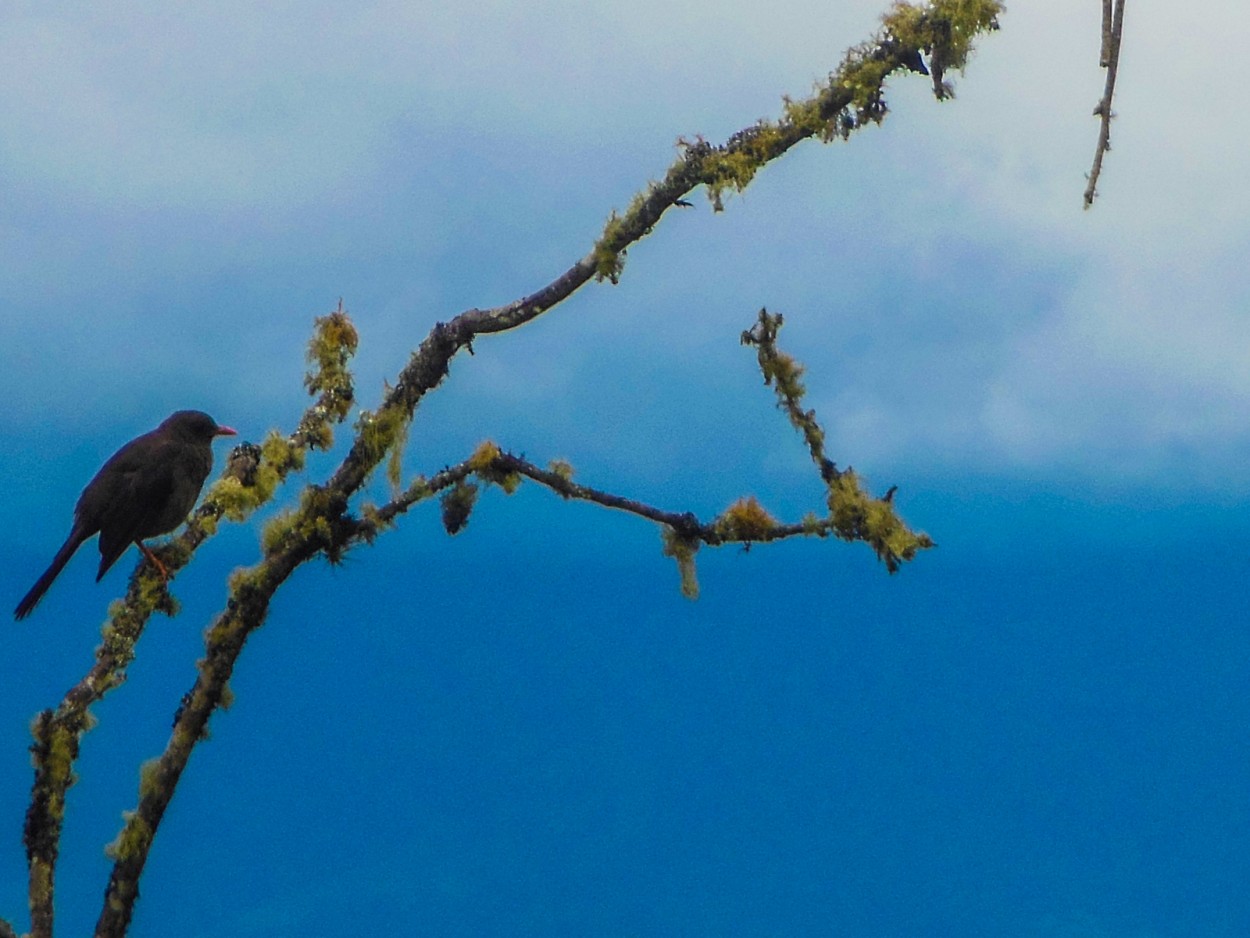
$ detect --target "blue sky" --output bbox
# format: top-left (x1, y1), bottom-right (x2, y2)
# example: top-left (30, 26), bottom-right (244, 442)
top-left (3, 2), bottom-right (1249, 935)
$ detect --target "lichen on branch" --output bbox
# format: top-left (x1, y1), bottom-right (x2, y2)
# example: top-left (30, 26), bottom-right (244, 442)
top-left (39, 3), bottom-right (1003, 929)
top-left (588, 0), bottom-right (1002, 231)
top-left (25, 304), bottom-right (360, 938)
top-left (742, 308), bottom-right (932, 572)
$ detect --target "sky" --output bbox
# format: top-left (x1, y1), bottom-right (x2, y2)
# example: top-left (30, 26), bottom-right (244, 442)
top-left (2, 1), bottom-right (1249, 935)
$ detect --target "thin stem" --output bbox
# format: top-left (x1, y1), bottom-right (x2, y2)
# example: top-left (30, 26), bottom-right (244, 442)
top-left (1085, 0), bottom-right (1126, 208)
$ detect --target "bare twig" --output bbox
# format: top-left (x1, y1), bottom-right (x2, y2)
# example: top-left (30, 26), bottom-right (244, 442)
top-left (1085, 0), bottom-right (1126, 208)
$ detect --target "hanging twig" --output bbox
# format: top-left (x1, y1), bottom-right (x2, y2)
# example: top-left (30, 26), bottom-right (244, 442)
top-left (1084, 0), bottom-right (1126, 208)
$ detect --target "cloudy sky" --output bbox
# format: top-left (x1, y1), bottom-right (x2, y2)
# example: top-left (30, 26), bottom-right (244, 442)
top-left (3, 2), bottom-right (1249, 936)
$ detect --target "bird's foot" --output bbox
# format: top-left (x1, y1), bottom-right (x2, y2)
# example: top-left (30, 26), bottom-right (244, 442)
top-left (136, 541), bottom-right (171, 582)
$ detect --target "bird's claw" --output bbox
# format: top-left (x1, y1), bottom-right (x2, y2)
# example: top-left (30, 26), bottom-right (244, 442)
top-left (136, 541), bottom-right (171, 583)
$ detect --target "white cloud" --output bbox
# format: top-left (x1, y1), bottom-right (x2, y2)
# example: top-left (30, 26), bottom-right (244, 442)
top-left (773, 0), bottom-right (1250, 484)
top-left (3, 0), bottom-right (1250, 490)
top-left (0, 1), bottom-right (885, 210)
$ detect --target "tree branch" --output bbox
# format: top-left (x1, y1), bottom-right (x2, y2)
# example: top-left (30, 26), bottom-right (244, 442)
top-left (1085, 0), bottom-right (1126, 208)
top-left (78, 3), bottom-right (997, 932)
top-left (345, 446), bottom-right (842, 550)
top-left (742, 309), bottom-right (930, 571)
top-left (22, 311), bottom-right (357, 938)
top-left (325, 311), bottom-right (933, 600)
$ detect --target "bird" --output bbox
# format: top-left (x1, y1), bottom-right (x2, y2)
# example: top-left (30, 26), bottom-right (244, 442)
top-left (14, 410), bottom-right (237, 620)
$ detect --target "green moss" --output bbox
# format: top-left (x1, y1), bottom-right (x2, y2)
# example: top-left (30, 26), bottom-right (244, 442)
top-left (276, 485), bottom-right (342, 560)
top-left (840, 55), bottom-right (891, 110)
top-left (593, 186), bottom-right (664, 281)
top-left (743, 308), bottom-right (835, 475)
top-left (782, 95), bottom-right (828, 138)
top-left (261, 510), bottom-right (299, 555)
top-left (207, 476), bottom-right (259, 522)
top-left (661, 527), bottom-right (701, 600)
top-left (883, 2), bottom-right (928, 46)
top-left (304, 421), bottom-right (336, 451)
top-left (357, 502), bottom-right (392, 542)
top-left (441, 481), bottom-right (479, 535)
top-left (767, 348), bottom-right (805, 398)
top-left (295, 310), bottom-right (358, 455)
top-left (699, 121), bottom-right (794, 211)
top-left (104, 810), bottom-right (152, 862)
top-left (880, 0), bottom-right (1004, 98)
top-left (402, 477), bottom-right (432, 503)
top-left (155, 540), bottom-right (191, 572)
top-left (468, 440), bottom-right (521, 493)
top-left (702, 149), bottom-right (760, 210)
top-left (200, 431), bottom-right (306, 523)
top-left (133, 567), bottom-right (173, 616)
top-left (826, 469), bottom-right (934, 571)
top-left (917, 0), bottom-right (1004, 69)
top-left (36, 722), bottom-right (79, 799)
top-left (98, 608), bottom-right (140, 663)
top-left (827, 468), bottom-right (865, 535)
top-left (306, 309), bottom-right (359, 370)
top-left (355, 403), bottom-right (409, 469)
top-left (261, 431), bottom-right (305, 476)
top-left (593, 212), bottom-right (628, 283)
top-left (227, 565), bottom-right (266, 597)
top-left (468, 440), bottom-right (502, 472)
top-left (252, 461), bottom-right (284, 503)
top-left (548, 459), bottom-right (575, 484)
top-left (304, 309), bottom-right (359, 420)
top-left (483, 466), bottom-right (522, 494)
top-left (386, 416), bottom-right (410, 498)
top-left (713, 496), bottom-right (780, 542)
top-left (138, 758), bottom-right (162, 800)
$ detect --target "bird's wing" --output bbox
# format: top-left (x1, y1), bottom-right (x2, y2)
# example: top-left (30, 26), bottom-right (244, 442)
top-left (95, 439), bottom-right (179, 580)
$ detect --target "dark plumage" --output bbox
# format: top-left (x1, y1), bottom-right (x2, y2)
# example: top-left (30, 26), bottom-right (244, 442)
top-left (14, 410), bottom-right (237, 620)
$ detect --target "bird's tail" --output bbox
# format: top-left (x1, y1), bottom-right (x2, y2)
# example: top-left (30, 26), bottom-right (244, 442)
top-left (14, 527), bottom-right (91, 620)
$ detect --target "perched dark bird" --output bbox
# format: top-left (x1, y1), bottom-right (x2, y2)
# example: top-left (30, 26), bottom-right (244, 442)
top-left (14, 410), bottom-right (237, 620)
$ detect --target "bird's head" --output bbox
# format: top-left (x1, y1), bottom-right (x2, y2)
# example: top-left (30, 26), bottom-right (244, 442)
top-left (163, 410), bottom-right (237, 441)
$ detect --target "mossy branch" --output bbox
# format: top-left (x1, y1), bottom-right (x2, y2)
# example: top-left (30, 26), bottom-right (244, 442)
top-left (742, 308), bottom-right (932, 572)
top-left (71, 4), bottom-right (1000, 931)
top-left (317, 0), bottom-right (1002, 511)
top-left (742, 308), bottom-right (833, 481)
top-left (24, 308), bottom-right (357, 938)
top-left (332, 310), bottom-right (930, 596)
